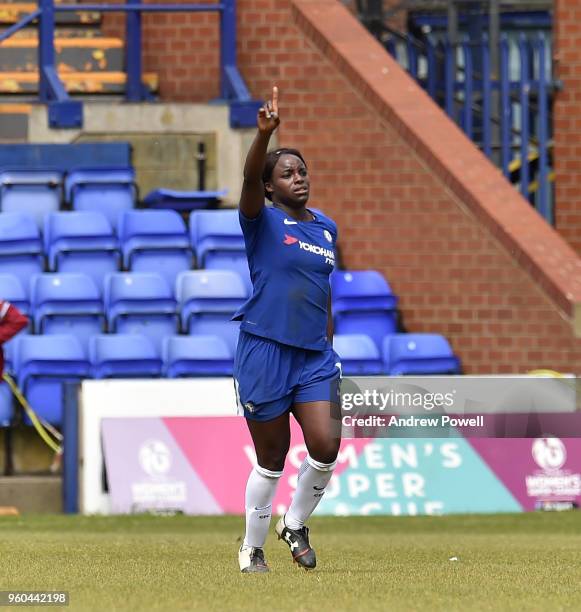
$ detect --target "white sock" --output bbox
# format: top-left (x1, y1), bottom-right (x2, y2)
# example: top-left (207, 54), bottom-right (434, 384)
top-left (243, 464), bottom-right (282, 548)
top-left (285, 455), bottom-right (336, 530)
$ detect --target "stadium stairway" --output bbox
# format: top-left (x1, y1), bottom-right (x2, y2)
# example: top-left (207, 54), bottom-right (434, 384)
top-left (0, 0), bottom-right (159, 141)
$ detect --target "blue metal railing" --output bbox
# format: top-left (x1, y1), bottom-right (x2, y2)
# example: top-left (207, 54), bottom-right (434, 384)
top-left (383, 31), bottom-right (556, 224)
top-left (0, 0), bottom-right (260, 130)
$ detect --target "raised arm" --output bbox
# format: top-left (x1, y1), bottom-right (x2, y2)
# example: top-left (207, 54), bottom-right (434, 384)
top-left (239, 86), bottom-right (280, 219)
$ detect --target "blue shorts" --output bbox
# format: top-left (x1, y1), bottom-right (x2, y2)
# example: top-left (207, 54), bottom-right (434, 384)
top-left (233, 331), bottom-right (342, 422)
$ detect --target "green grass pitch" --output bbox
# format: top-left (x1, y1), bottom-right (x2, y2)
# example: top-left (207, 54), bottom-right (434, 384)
top-left (0, 513), bottom-right (580, 611)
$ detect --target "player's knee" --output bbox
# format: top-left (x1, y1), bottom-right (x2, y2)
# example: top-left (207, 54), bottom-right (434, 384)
top-left (308, 438), bottom-right (340, 465)
top-left (255, 448), bottom-right (288, 472)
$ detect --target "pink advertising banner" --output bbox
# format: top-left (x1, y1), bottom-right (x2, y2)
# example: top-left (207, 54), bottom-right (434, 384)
top-left (101, 416), bottom-right (581, 515)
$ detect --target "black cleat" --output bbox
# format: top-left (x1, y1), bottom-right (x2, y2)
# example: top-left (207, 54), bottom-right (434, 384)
top-left (238, 544), bottom-right (269, 573)
top-left (275, 516), bottom-right (316, 569)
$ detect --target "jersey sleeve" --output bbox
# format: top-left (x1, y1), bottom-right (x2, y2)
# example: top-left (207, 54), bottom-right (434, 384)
top-left (330, 218), bottom-right (338, 242)
top-left (239, 206), bottom-right (266, 253)
top-left (0, 302), bottom-right (28, 344)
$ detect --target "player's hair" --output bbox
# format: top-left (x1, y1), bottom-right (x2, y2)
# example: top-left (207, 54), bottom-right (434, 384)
top-left (262, 148), bottom-right (307, 201)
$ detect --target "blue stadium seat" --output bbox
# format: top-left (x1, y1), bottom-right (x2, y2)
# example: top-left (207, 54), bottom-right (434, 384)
top-left (0, 274), bottom-right (30, 315)
top-left (118, 210), bottom-right (192, 288)
top-left (65, 168), bottom-right (136, 229)
top-left (143, 188), bottom-right (227, 212)
top-left (15, 334), bottom-right (90, 426)
top-left (190, 210), bottom-right (250, 291)
top-left (104, 272), bottom-right (178, 353)
top-left (188, 320), bottom-right (240, 354)
top-left (3, 341), bottom-right (15, 375)
top-left (383, 334), bottom-right (461, 375)
top-left (163, 335), bottom-right (233, 377)
top-left (89, 334), bottom-right (162, 379)
top-left (3, 335), bottom-right (29, 378)
top-left (0, 171), bottom-right (62, 228)
top-left (0, 213), bottom-right (44, 290)
top-left (332, 270), bottom-right (399, 351)
top-left (44, 211), bottom-right (120, 288)
top-left (333, 334), bottom-right (383, 375)
top-left (0, 382), bottom-right (12, 427)
top-left (30, 273), bottom-right (104, 352)
top-left (176, 270), bottom-right (247, 334)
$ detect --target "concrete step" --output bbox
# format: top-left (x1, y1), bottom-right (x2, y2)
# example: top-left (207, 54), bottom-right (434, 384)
top-left (0, 71), bottom-right (159, 95)
top-left (0, 2), bottom-right (101, 26)
top-left (0, 475), bottom-right (62, 513)
top-left (0, 37), bottom-right (124, 73)
top-left (0, 102), bottom-right (30, 141)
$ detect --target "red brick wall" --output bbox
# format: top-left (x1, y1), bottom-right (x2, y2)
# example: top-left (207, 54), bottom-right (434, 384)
top-left (235, 0), bottom-right (581, 373)
top-left (97, 0), bottom-right (220, 101)
top-left (101, 0), bottom-right (581, 373)
top-left (554, 0), bottom-right (581, 255)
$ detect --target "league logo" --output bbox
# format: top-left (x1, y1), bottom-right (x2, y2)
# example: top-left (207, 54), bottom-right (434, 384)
top-left (531, 437), bottom-right (566, 471)
top-left (138, 439), bottom-right (172, 477)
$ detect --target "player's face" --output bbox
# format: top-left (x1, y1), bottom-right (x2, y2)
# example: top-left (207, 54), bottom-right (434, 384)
top-left (267, 154), bottom-right (310, 208)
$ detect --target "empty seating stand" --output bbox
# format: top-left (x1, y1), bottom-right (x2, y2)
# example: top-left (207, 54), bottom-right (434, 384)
top-left (383, 334), bottom-right (461, 375)
top-left (333, 334), bottom-right (383, 375)
top-left (0, 213), bottom-right (44, 290)
top-left (176, 270), bottom-right (247, 334)
top-left (30, 273), bottom-right (104, 352)
top-left (190, 209), bottom-right (251, 291)
top-left (65, 168), bottom-right (136, 229)
top-left (0, 170), bottom-right (62, 228)
top-left (89, 334), bottom-right (162, 379)
top-left (332, 270), bottom-right (399, 351)
top-left (44, 211), bottom-right (120, 288)
top-left (118, 210), bottom-right (192, 288)
top-left (104, 272), bottom-right (178, 353)
top-left (163, 335), bottom-right (233, 377)
top-left (15, 334), bottom-right (90, 426)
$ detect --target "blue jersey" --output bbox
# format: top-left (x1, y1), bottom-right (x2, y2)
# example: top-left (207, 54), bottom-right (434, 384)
top-left (233, 205), bottom-right (337, 350)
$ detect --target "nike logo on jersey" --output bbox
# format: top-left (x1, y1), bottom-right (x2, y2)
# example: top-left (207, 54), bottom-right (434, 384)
top-left (283, 234), bottom-right (299, 245)
top-left (284, 218), bottom-right (298, 225)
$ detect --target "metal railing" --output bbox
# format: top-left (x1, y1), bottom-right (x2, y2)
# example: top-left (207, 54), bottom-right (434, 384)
top-left (382, 28), bottom-right (555, 224)
top-left (0, 0), bottom-right (259, 129)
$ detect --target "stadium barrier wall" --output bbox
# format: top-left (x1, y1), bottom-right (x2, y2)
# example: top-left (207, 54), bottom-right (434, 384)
top-left (28, 103), bottom-right (258, 206)
top-left (75, 378), bottom-right (581, 516)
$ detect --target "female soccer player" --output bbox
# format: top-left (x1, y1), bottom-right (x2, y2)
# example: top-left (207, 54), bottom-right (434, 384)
top-left (234, 86), bottom-right (342, 573)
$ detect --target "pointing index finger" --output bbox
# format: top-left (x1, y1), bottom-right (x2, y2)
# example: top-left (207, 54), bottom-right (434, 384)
top-left (272, 86), bottom-right (279, 115)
